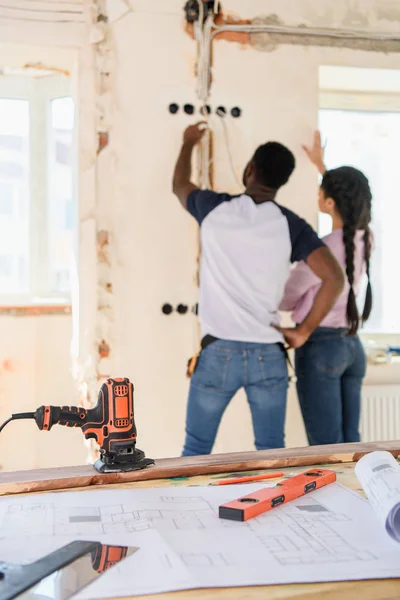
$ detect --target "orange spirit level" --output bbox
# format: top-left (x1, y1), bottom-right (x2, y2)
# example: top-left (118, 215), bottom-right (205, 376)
top-left (219, 468), bottom-right (336, 522)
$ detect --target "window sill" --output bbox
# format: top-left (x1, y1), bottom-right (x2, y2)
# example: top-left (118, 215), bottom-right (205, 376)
top-left (0, 304), bottom-right (71, 316)
top-left (361, 333), bottom-right (400, 366)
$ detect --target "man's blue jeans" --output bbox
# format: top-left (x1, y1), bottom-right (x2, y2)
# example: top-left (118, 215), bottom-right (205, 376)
top-left (295, 327), bottom-right (366, 446)
top-left (182, 340), bottom-right (289, 456)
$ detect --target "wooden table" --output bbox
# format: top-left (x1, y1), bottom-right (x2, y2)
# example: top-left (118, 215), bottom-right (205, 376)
top-left (1, 441), bottom-right (400, 600)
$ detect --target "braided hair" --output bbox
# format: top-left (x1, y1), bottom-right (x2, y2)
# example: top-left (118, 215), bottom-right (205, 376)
top-left (321, 166), bottom-right (373, 335)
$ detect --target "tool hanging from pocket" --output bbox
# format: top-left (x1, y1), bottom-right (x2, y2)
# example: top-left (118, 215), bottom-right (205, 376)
top-left (186, 335), bottom-right (217, 378)
top-left (280, 343), bottom-right (297, 383)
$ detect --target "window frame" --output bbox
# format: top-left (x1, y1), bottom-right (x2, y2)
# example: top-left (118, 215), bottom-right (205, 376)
top-left (319, 88), bottom-right (400, 345)
top-left (0, 74), bottom-right (75, 306)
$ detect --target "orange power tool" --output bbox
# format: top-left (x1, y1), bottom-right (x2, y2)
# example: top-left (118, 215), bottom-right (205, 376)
top-left (0, 377), bottom-right (154, 473)
top-left (91, 544), bottom-right (135, 573)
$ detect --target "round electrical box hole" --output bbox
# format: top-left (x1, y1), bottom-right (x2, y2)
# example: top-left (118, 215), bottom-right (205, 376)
top-left (169, 103), bottom-right (179, 114)
top-left (231, 107), bottom-right (242, 118)
top-left (162, 304), bottom-right (173, 315)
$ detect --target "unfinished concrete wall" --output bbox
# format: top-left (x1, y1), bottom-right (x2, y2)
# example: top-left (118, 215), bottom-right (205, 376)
top-left (2, 0), bottom-right (400, 470)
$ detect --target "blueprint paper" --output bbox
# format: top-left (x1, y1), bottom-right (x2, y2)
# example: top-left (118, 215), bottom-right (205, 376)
top-left (0, 498), bottom-right (193, 598)
top-left (355, 451), bottom-right (400, 542)
top-left (0, 482), bottom-right (400, 598)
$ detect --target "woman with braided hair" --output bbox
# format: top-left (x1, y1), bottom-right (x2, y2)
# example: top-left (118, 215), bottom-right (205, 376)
top-left (280, 131), bottom-right (373, 445)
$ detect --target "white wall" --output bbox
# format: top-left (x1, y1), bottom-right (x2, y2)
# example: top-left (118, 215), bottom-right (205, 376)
top-left (110, 7), bottom-right (199, 459)
top-left (0, 315), bottom-right (86, 471)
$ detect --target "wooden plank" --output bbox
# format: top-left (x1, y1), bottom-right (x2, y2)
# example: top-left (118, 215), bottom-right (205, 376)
top-left (0, 440), bottom-right (399, 496)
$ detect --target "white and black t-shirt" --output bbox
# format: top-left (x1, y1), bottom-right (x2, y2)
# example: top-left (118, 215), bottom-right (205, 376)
top-left (187, 189), bottom-right (324, 344)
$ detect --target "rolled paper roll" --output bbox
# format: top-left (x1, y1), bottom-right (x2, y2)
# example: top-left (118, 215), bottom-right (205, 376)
top-left (355, 450), bottom-right (400, 542)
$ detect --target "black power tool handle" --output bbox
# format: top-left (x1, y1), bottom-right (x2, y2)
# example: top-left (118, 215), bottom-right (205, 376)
top-left (34, 405), bottom-right (86, 430)
top-left (34, 400), bottom-right (104, 432)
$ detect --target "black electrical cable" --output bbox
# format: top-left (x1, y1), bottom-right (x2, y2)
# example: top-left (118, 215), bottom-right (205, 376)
top-left (0, 417), bottom-right (13, 433)
top-left (0, 412), bottom-right (35, 433)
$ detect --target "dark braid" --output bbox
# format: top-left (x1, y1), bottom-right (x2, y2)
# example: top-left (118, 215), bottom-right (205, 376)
top-left (321, 166), bottom-right (373, 335)
top-left (343, 207), bottom-right (358, 335)
top-left (359, 191), bottom-right (373, 324)
top-left (362, 227), bottom-right (372, 323)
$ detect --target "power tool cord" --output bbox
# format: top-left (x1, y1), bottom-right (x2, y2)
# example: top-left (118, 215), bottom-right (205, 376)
top-left (0, 412), bottom-right (35, 433)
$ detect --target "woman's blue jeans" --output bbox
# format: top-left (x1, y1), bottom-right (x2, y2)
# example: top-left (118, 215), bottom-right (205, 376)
top-left (295, 327), bottom-right (366, 446)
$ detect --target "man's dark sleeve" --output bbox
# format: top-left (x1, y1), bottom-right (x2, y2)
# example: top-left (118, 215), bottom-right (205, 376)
top-left (187, 190), bottom-right (232, 225)
top-left (280, 206), bottom-right (325, 263)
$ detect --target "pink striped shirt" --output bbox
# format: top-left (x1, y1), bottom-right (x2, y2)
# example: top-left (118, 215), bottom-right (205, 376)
top-left (280, 229), bottom-right (367, 328)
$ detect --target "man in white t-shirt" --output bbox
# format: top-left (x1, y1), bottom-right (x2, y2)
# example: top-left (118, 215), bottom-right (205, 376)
top-left (172, 123), bottom-right (344, 456)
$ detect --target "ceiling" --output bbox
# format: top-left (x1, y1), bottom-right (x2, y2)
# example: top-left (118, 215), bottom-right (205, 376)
top-left (0, 1), bottom-right (88, 25)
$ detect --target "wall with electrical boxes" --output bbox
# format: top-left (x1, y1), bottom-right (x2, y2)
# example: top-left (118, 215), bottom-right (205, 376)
top-left (108, 0), bottom-right (400, 459)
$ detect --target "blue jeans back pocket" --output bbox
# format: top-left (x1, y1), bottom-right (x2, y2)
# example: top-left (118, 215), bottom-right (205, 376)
top-left (193, 347), bottom-right (232, 390)
top-left (256, 345), bottom-right (287, 389)
top-left (309, 338), bottom-right (349, 376)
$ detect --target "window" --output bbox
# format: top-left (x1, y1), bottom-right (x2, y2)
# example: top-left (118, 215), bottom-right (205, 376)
top-left (48, 97), bottom-right (76, 296)
top-left (0, 99), bottom-right (30, 295)
top-left (0, 74), bottom-right (76, 304)
top-left (319, 66), bottom-right (400, 335)
top-left (0, 181), bottom-right (16, 215)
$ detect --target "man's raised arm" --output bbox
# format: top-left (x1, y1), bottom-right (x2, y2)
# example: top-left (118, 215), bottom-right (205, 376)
top-left (172, 122), bottom-right (206, 209)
